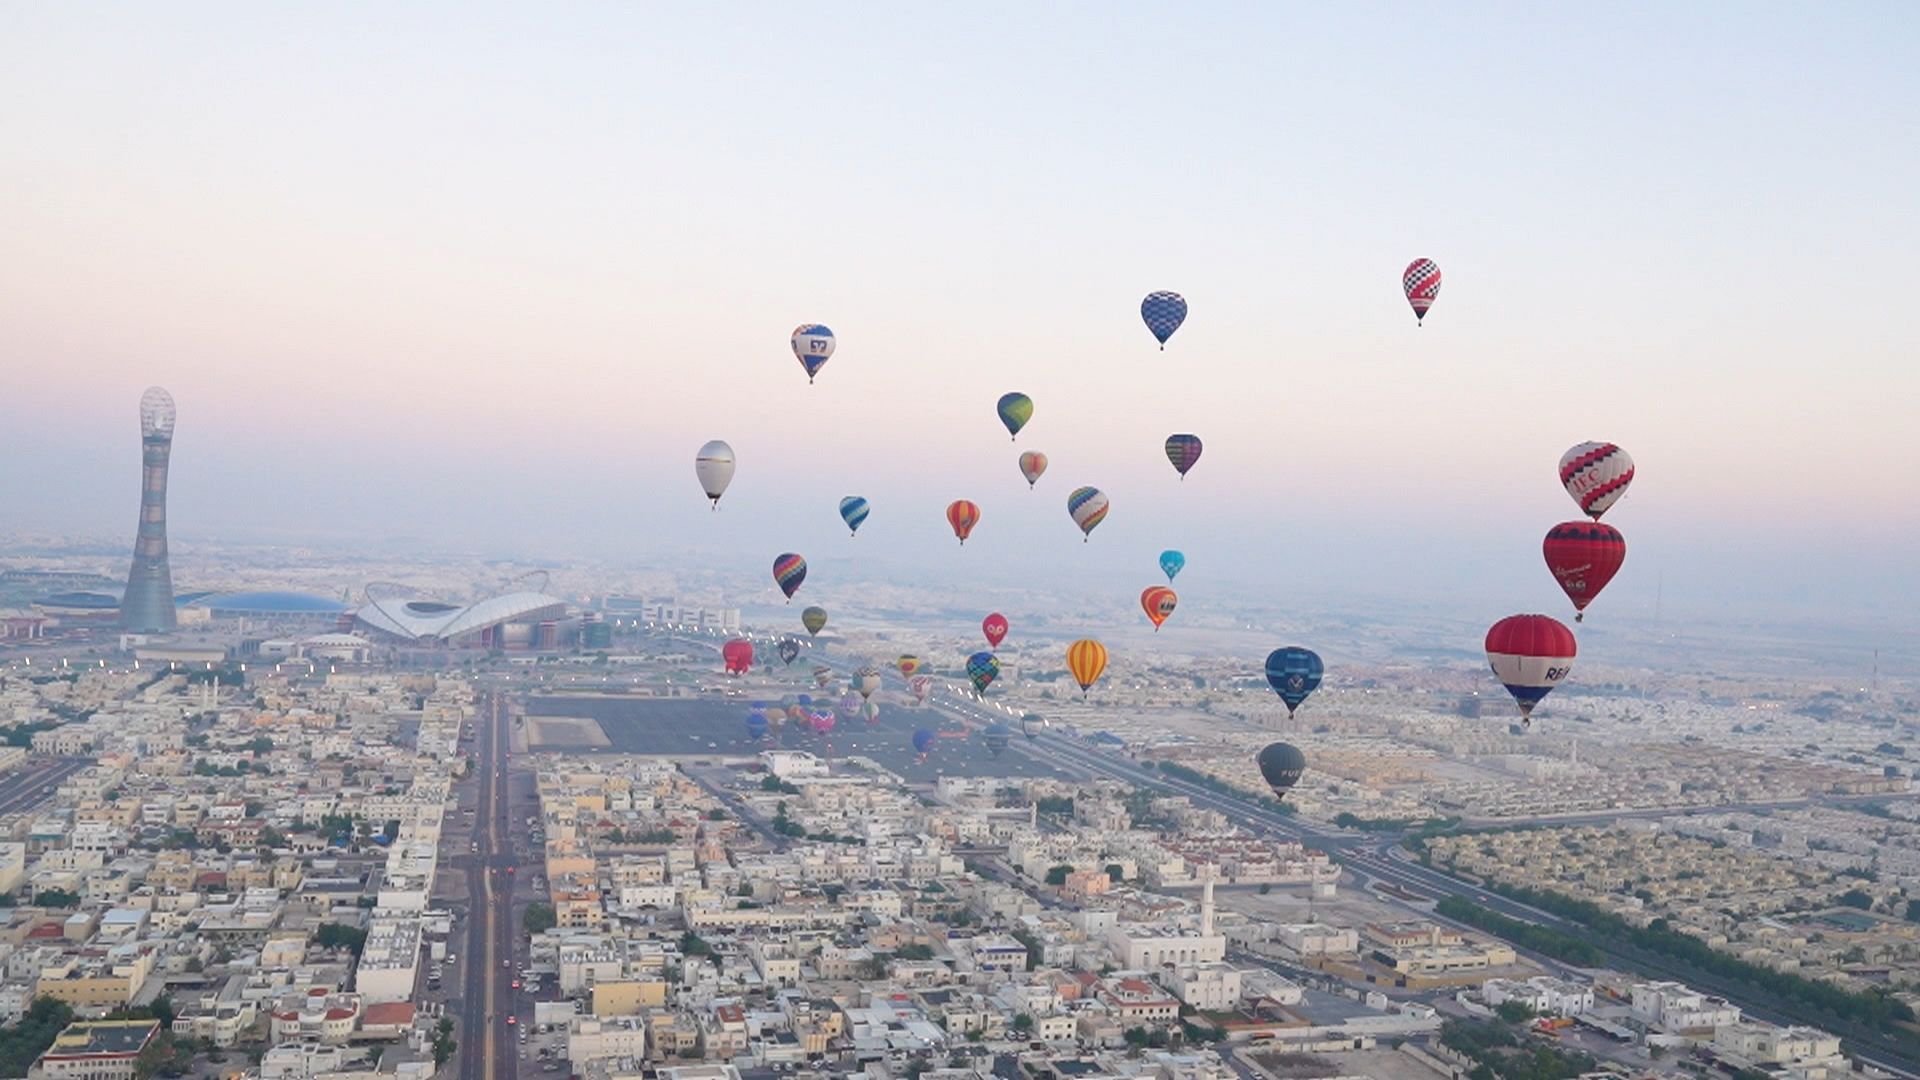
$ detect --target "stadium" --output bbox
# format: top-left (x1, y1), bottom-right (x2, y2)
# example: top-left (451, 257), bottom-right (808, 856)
top-left (351, 588), bottom-right (577, 649)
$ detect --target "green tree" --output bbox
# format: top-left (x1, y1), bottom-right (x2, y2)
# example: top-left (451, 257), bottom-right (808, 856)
top-left (1104, 864), bottom-right (1125, 882)
top-left (1013, 1013), bottom-right (1034, 1033)
top-left (523, 902), bottom-right (557, 935)
top-left (1044, 865), bottom-right (1074, 887)
top-left (35, 888), bottom-right (81, 908)
top-left (313, 923), bottom-right (368, 956)
top-left (1838, 889), bottom-right (1874, 911)
top-left (1494, 1000), bottom-right (1537, 1024)
top-left (0, 997), bottom-right (76, 1078)
top-left (680, 931), bottom-right (712, 957)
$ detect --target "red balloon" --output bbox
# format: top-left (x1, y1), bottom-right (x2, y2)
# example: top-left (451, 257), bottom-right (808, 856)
top-left (1542, 522), bottom-right (1626, 621)
top-left (982, 613), bottom-right (1009, 648)
top-left (721, 639), bottom-right (754, 675)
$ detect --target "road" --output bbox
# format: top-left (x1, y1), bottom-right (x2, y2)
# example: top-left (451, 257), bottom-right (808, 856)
top-left (454, 690), bottom-right (519, 1080)
top-left (0, 756), bottom-right (92, 815)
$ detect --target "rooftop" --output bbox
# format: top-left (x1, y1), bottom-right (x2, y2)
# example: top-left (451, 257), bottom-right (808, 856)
top-left (42, 1019), bottom-right (160, 1059)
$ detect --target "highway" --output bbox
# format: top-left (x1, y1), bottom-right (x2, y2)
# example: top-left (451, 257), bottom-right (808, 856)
top-left (0, 756), bottom-right (92, 816)
top-left (455, 690), bottom-right (519, 1080)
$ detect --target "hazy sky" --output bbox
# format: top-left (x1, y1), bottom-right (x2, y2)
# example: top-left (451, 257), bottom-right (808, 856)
top-left (3, 4), bottom-right (1917, 630)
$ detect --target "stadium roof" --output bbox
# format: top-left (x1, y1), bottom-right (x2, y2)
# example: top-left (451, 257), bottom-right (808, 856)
top-left (190, 590), bottom-right (351, 614)
top-left (354, 590), bottom-right (566, 642)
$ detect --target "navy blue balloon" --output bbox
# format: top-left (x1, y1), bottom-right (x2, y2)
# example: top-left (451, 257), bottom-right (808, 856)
top-left (1264, 647), bottom-right (1324, 718)
top-left (746, 710), bottom-right (769, 741)
top-left (1140, 291), bottom-right (1188, 348)
top-left (912, 727), bottom-right (937, 755)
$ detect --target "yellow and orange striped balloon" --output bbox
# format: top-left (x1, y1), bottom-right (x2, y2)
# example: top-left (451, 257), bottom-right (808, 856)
top-left (1065, 639), bottom-right (1108, 696)
top-left (946, 499), bottom-right (982, 545)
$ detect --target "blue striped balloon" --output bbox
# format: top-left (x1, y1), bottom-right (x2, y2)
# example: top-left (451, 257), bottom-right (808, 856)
top-left (1264, 647), bottom-right (1324, 718)
top-left (839, 496), bottom-right (870, 536)
top-left (1140, 291), bottom-right (1188, 348)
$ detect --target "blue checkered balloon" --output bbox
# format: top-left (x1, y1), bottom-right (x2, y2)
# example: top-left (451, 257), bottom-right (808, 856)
top-left (1140, 291), bottom-right (1187, 348)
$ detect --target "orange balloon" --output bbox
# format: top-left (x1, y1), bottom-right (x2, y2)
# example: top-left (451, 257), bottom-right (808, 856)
top-left (1065, 639), bottom-right (1108, 696)
top-left (1140, 586), bottom-right (1178, 631)
top-left (946, 499), bottom-right (982, 545)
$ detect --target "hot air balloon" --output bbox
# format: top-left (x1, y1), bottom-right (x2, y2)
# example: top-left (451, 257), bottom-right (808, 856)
top-left (1485, 614), bottom-right (1577, 727)
top-left (791, 323), bottom-right (834, 383)
top-left (1159, 550), bottom-right (1185, 583)
top-left (811, 664), bottom-right (833, 689)
top-left (896, 655), bottom-right (921, 678)
top-left (811, 709), bottom-right (837, 736)
top-left (773, 554), bottom-right (807, 602)
top-left (909, 675), bottom-right (933, 705)
top-left (1402, 259), bottom-right (1441, 325)
top-left (1019, 451), bottom-right (1048, 490)
top-left (946, 500), bottom-right (981, 545)
top-left (861, 699), bottom-right (881, 726)
top-left (984, 723), bottom-right (1012, 757)
top-left (838, 692), bottom-right (862, 718)
top-left (997, 392), bottom-right (1034, 440)
top-left (912, 727), bottom-right (937, 758)
top-left (801, 606), bottom-right (828, 637)
top-left (722, 639), bottom-right (754, 675)
top-left (1164, 434), bottom-right (1203, 479)
top-left (1257, 742), bottom-right (1307, 801)
top-left (966, 651), bottom-right (1000, 696)
top-left (778, 639), bottom-right (801, 666)
top-left (1067, 487), bottom-right (1109, 541)
top-left (839, 496), bottom-right (870, 537)
top-left (1543, 522), bottom-right (1627, 622)
top-left (746, 710), bottom-right (769, 741)
top-left (1559, 442), bottom-right (1635, 520)
top-left (1141, 291), bottom-right (1187, 349)
top-left (787, 703), bottom-right (809, 725)
top-left (1066, 639), bottom-right (1108, 697)
top-left (695, 440), bottom-right (735, 508)
top-left (1264, 647), bottom-right (1324, 718)
top-left (853, 666), bottom-right (882, 700)
top-left (1021, 713), bottom-right (1047, 741)
top-left (982, 613), bottom-right (1009, 649)
top-left (1141, 587), bottom-right (1178, 631)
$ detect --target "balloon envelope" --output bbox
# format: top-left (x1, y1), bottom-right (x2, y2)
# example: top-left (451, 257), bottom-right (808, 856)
top-left (1402, 259), bottom-right (1442, 323)
top-left (984, 723), bottom-right (1012, 756)
top-left (1486, 614), bottom-right (1578, 724)
top-left (1141, 586), bottom-right (1178, 630)
top-left (1141, 291), bottom-right (1188, 347)
top-left (695, 440), bottom-right (735, 506)
top-left (912, 728), bottom-right (937, 755)
top-left (997, 392), bottom-right (1034, 440)
top-left (966, 651), bottom-right (1001, 695)
top-left (801, 606), bottom-right (828, 637)
top-left (1264, 647), bottom-right (1324, 717)
top-left (946, 500), bottom-right (982, 544)
top-left (896, 655), bottom-right (921, 677)
top-left (778, 639), bottom-right (801, 666)
top-left (746, 711), bottom-right (769, 741)
top-left (1019, 451), bottom-right (1049, 489)
top-left (982, 613), bottom-right (1009, 649)
top-left (839, 496), bottom-right (870, 536)
top-left (1159, 550), bottom-right (1186, 583)
top-left (1257, 742), bottom-right (1308, 799)
top-left (773, 554), bottom-right (807, 600)
top-left (791, 323), bottom-right (835, 382)
top-left (861, 699), bottom-right (881, 726)
top-left (1164, 434), bottom-right (1203, 478)
top-left (1543, 521), bottom-right (1627, 620)
top-left (1021, 713), bottom-right (1047, 740)
top-left (853, 666), bottom-right (882, 700)
top-left (909, 675), bottom-right (933, 705)
top-left (722, 639), bottom-right (754, 675)
top-left (811, 664), bottom-right (832, 688)
top-left (1067, 487), bottom-right (1110, 539)
top-left (1559, 442), bottom-right (1635, 520)
top-left (1066, 639), bottom-right (1108, 695)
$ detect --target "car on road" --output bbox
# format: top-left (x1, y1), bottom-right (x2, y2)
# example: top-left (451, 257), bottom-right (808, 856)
top-left (506, 1016), bottom-right (516, 1025)
top-left (511, 979), bottom-right (520, 989)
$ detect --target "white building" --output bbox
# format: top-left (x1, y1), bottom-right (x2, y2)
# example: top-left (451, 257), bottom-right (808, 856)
top-left (1274, 923), bottom-right (1358, 956)
top-left (568, 1016), bottom-right (648, 1065)
top-left (760, 751), bottom-right (829, 780)
top-left (1171, 962), bottom-right (1242, 1012)
top-left (1630, 981), bottom-right (1741, 1033)
top-left (353, 916), bottom-right (422, 1004)
top-left (1483, 976), bottom-right (1593, 1017)
top-left (1712, 1021), bottom-right (1846, 1072)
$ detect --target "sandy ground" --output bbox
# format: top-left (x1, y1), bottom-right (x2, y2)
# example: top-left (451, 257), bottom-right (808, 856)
top-left (524, 714), bottom-right (612, 749)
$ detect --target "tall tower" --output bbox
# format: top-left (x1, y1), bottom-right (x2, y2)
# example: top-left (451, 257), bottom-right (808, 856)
top-left (1200, 869), bottom-right (1216, 938)
top-left (121, 387), bottom-right (178, 632)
